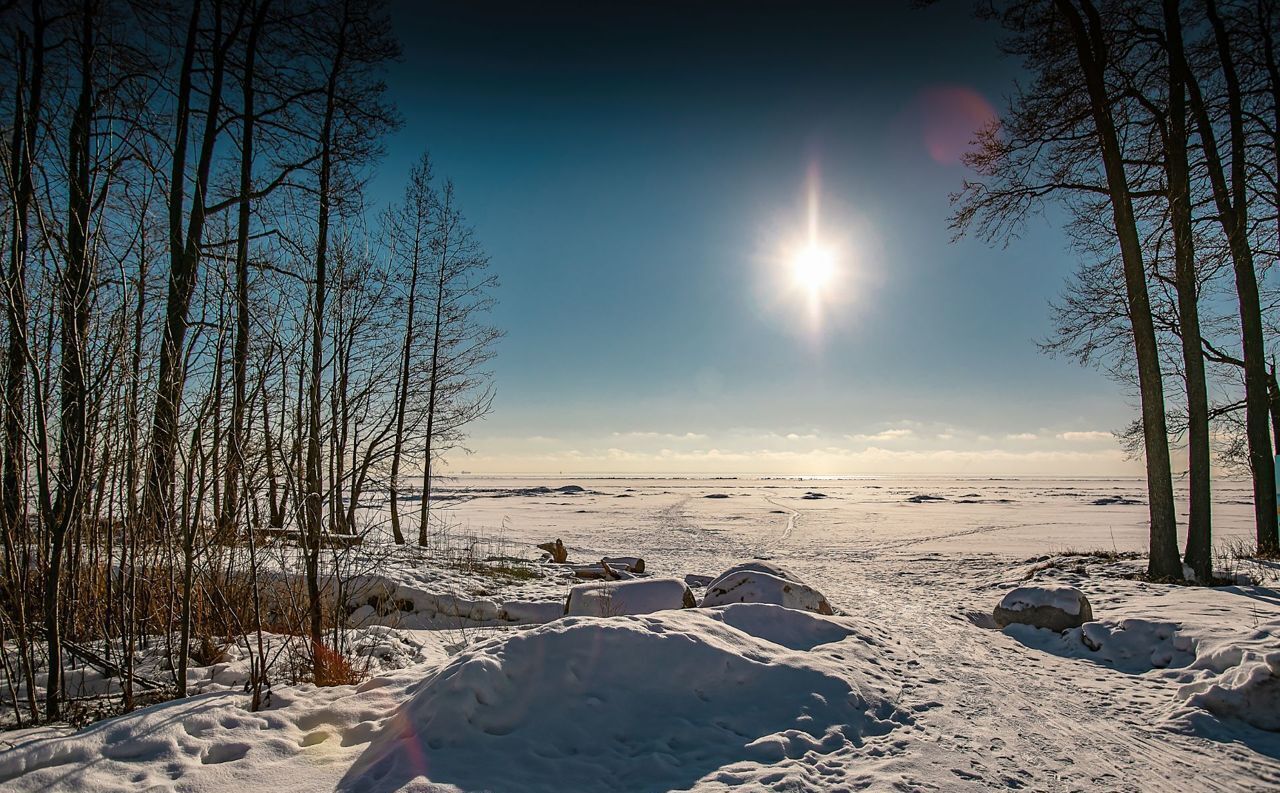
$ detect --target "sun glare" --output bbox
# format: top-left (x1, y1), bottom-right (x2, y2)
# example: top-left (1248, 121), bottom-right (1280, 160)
top-left (792, 244), bottom-right (835, 293)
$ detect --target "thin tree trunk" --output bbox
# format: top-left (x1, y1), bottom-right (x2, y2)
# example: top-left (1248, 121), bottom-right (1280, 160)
top-left (305, 10), bottom-right (347, 654)
top-left (142, 0), bottom-right (236, 537)
top-left (4, 0), bottom-right (45, 543)
top-left (1163, 0), bottom-right (1211, 581)
top-left (418, 189), bottom-right (452, 547)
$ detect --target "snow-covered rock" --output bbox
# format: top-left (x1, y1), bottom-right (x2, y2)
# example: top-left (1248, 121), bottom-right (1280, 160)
top-left (339, 606), bottom-right (906, 792)
top-left (993, 584), bottom-right (1092, 632)
top-left (707, 560), bottom-right (803, 588)
top-left (701, 567), bottom-right (834, 615)
top-left (565, 577), bottom-right (695, 616)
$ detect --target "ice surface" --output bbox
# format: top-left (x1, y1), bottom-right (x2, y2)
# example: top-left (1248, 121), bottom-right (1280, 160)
top-left (4, 475), bottom-right (1279, 791)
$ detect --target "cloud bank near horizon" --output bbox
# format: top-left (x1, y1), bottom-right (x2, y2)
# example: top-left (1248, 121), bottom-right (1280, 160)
top-left (443, 421), bottom-right (1149, 476)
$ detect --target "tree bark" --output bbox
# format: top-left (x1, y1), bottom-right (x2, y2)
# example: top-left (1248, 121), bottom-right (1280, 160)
top-left (1181, 0), bottom-right (1278, 555)
top-left (1056, 0), bottom-right (1182, 579)
top-left (1162, 0), bottom-right (1211, 581)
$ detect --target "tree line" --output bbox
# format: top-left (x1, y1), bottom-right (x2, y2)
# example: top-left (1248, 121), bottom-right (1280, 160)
top-left (955, 0), bottom-right (1280, 581)
top-left (0, 0), bottom-right (498, 724)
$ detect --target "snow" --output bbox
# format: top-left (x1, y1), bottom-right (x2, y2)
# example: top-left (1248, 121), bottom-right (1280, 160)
top-left (4, 475), bottom-right (1280, 790)
top-left (564, 576), bottom-right (692, 616)
top-left (997, 584), bottom-right (1086, 615)
top-left (700, 568), bottom-right (833, 615)
top-left (339, 606), bottom-right (907, 792)
top-left (1177, 650), bottom-right (1280, 732)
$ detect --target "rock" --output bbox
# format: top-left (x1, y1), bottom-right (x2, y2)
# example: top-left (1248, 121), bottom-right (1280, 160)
top-left (565, 578), bottom-right (695, 617)
top-left (700, 565), bottom-right (833, 615)
top-left (993, 584), bottom-right (1093, 632)
top-left (706, 560), bottom-right (803, 589)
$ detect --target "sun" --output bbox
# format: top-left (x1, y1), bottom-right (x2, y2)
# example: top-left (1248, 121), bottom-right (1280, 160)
top-left (792, 243), bottom-right (836, 293)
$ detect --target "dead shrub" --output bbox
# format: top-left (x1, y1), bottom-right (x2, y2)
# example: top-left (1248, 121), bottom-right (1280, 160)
top-left (311, 641), bottom-right (362, 687)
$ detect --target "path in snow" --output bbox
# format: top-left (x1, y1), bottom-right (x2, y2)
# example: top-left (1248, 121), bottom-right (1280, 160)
top-left (463, 477), bottom-right (1275, 790)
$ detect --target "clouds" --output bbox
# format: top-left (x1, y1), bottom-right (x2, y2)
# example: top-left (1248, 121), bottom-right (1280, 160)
top-left (450, 421), bottom-right (1144, 476)
top-left (610, 431), bottom-right (709, 442)
top-left (1057, 430), bottom-right (1113, 442)
top-left (847, 428), bottom-right (915, 442)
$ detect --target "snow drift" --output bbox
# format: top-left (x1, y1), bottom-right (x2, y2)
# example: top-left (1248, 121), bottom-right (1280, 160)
top-left (339, 604), bottom-right (906, 792)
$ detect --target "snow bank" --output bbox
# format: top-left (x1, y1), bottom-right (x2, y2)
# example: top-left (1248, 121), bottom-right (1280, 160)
top-left (564, 577), bottom-right (694, 616)
top-left (346, 575), bottom-right (564, 628)
top-left (339, 606), bottom-right (906, 792)
top-left (1177, 651), bottom-right (1280, 731)
top-left (1164, 620), bottom-right (1280, 733)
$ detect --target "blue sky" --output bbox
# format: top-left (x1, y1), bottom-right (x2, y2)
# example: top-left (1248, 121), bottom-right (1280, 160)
top-left (371, 0), bottom-right (1142, 476)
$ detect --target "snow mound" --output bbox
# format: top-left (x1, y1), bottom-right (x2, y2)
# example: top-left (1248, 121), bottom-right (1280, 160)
top-left (565, 577), bottom-right (695, 616)
top-left (707, 560), bottom-right (802, 587)
top-left (339, 606), bottom-right (905, 793)
top-left (1176, 651), bottom-right (1280, 732)
top-left (1167, 620), bottom-right (1280, 733)
top-left (1079, 618), bottom-right (1193, 672)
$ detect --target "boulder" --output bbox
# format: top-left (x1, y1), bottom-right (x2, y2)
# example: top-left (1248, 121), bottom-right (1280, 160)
top-left (701, 566), bottom-right (833, 615)
top-left (706, 560), bottom-right (803, 590)
top-left (565, 577), bottom-right (696, 617)
top-left (993, 584), bottom-right (1093, 632)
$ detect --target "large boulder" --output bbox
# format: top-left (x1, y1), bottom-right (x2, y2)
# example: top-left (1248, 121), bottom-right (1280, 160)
top-left (993, 584), bottom-right (1093, 632)
top-left (565, 577), bottom-right (695, 617)
top-left (701, 564), bottom-right (833, 615)
top-left (706, 560), bottom-right (802, 589)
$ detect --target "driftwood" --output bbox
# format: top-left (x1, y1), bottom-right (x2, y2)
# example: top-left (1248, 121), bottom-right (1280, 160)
top-left (536, 538), bottom-right (568, 563)
top-left (602, 556), bottom-right (644, 574)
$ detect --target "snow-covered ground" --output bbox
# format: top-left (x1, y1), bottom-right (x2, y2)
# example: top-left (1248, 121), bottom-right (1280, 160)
top-left (3, 475), bottom-right (1279, 791)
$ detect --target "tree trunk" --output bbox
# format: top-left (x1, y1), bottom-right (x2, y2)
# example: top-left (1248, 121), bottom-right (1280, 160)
top-left (221, 0), bottom-right (269, 539)
top-left (1056, 0), bottom-right (1182, 579)
top-left (1181, 0), bottom-right (1278, 555)
top-left (142, 0), bottom-right (234, 537)
top-left (418, 189), bottom-right (453, 547)
top-left (1162, 0), bottom-right (1211, 582)
top-left (4, 0), bottom-right (43, 542)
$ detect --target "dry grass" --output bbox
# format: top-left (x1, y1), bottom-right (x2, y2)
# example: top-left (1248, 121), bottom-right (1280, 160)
top-left (311, 642), bottom-right (363, 687)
